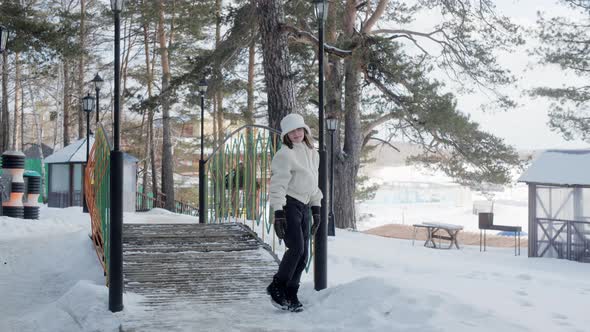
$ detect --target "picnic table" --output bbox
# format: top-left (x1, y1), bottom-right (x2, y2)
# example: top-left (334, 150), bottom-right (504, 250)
top-left (412, 222), bottom-right (464, 249)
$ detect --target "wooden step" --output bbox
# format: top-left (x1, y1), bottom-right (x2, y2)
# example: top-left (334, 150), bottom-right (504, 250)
top-left (120, 222), bottom-right (279, 331)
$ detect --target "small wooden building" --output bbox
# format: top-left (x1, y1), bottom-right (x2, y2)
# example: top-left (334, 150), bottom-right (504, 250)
top-left (44, 137), bottom-right (138, 211)
top-left (44, 138), bottom-right (94, 208)
top-left (123, 153), bottom-right (139, 212)
top-left (518, 149), bottom-right (590, 263)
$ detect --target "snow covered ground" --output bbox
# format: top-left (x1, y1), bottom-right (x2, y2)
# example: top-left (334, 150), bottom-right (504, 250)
top-left (1, 165), bottom-right (589, 331)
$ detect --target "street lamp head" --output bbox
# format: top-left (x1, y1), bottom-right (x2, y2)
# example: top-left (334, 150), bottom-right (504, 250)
top-left (92, 73), bottom-right (104, 91)
top-left (326, 116), bottom-right (338, 132)
top-left (110, 0), bottom-right (125, 12)
top-left (0, 25), bottom-right (9, 54)
top-left (312, 0), bottom-right (328, 23)
top-left (83, 93), bottom-right (96, 113)
top-left (198, 79), bottom-right (208, 96)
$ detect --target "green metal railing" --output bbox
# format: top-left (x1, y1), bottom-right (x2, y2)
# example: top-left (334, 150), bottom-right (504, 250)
top-left (85, 125), bottom-right (111, 282)
top-left (204, 125), bottom-right (313, 271)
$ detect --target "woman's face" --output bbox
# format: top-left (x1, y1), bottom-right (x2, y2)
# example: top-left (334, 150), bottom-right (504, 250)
top-left (287, 128), bottom-right (305, 143)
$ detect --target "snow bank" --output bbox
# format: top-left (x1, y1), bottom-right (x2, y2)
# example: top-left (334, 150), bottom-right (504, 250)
top-left (2, 281), bottom-right (120, 332)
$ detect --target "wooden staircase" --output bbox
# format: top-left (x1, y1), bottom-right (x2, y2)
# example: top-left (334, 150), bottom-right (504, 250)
top-left (120, 223), bottom-right (279, 331)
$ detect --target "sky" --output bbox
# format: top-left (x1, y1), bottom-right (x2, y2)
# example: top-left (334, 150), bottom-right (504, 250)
top-left (2, 171), bottom-right (590, 331)
top-left (404, 0), bottom-right (589, 150)
top-left (466, 0), bottom-right (588, 150)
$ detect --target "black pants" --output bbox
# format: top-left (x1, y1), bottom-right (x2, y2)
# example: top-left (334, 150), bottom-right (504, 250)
top-left (275, 196), bottom-right (310, 288)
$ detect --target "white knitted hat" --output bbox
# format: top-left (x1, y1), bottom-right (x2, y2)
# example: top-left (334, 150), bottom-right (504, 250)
top-left (280, 113), bottom-right (312, 141)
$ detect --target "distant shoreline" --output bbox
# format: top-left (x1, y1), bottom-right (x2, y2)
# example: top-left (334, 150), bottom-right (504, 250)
top-left (364, 223), bottom-right (528, 248)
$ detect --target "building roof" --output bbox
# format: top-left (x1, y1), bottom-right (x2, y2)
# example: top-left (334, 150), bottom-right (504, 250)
top-left (44, 137), bottom-right (95, 164)
top-left (44, 136), bottom-right (139, 165)
top-left (24, 143), bottom-right (54, 159)
top-left (123, 153), bottom-right (139, 163)
top-left (518, 149), bottom-right (590, 186)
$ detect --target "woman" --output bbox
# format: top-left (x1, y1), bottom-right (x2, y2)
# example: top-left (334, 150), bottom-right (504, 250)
top-left (266, 113), bottom-right (323, 312)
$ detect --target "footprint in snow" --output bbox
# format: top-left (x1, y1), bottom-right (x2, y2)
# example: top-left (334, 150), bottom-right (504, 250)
top-left (516, 273), bottom-right (532, 281)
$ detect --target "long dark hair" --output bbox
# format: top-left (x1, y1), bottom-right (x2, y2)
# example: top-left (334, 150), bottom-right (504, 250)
top-left (282, 129), bottom-right (313, 149)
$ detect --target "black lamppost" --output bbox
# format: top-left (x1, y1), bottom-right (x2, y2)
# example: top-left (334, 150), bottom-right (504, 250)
top-left (0, 26), bottom-right (8, 54)
top-left (109, 0), bottom-right (125, 313)
top-left (326, 116), bottom-right (338, 237)
top-left (312, 0), bottom-right (328, 291)
top-left (198, 79), bottom-right (208, 224)
top-left (91, 73), bottom-right (104, 123)
top-left (82, 94), bottom-right (95, 214)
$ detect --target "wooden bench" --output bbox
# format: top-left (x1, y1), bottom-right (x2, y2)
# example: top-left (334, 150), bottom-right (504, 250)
top-left (412, 222), bottom-right (464, 249)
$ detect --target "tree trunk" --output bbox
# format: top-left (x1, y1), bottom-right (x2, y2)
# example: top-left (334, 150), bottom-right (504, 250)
top-left (256, 0), bottom-right (295, 130)
top-left (324, 2), bottom-right (343, 226)
top-left (157, 0), bottom-right (175, 211)
top-left (333, 55), bottom-right (362, 230)
top-left (77, 0), bottom-right (86, 139)
top-left (13, 52), bottom-right (21, 151)
top-left (246, 39), bottom-right (255, 125)
top-left (20, 86), bottom-right (24, 151)
top-left (63, 60), bottom-right (70, 147)
top-left (215, 0), bottom-right (224, 144)
top-left (141, 3), bottom-right (154, 208)
top-left (29, 84), bottom-right (47, 203)
top-left (328, 0), bottom-right (363, 229)
top-left (53, 65), bottom-right (62, 150)
top-left (122, 16), bottom-right (134, 128)
top-left (1, 51), bottom-right (8, 153)
top-left (216, 89), bottom-right (223, 142)
top-left (150, 111), bottom-right (158, 201)
top-left (36, 113), bottom-right (47, 203)
top-left (245, 38), bottom-right (256, 216)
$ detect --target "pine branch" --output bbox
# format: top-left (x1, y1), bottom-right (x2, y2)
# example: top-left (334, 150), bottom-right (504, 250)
top-left (281, 24), bottom-right (353, 58)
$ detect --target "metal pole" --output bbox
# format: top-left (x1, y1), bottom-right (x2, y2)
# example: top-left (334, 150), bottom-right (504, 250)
top-left (314, 7), bottom-right (328, 291)
top-left (199, 94), bottom-right (206, 224)
top-left (83, 109), bottom-right (90, 213)
top-left (86, 111), bottom-right (90, 169)
top-left (95, 88), bottom-right (100, 123)
top-left (109, 9), bottom-right (124, 313)
top-left (328, 131), bottom-right (335, 236)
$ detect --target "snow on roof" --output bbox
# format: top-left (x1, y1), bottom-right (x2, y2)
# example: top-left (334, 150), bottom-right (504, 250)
top-left (44, 137), bottom-right (139, 164)
top-left (123, 153), bottom-right (139, 163)
top-left (44, 137), bottom-right (95, 164)
top-left (518, 149), bottom-right (590, 186)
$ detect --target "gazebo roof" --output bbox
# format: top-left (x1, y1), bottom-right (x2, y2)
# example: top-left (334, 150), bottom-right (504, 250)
top-left (44, 137), bottom-right (95, 164)
top-left (518, 149), bottom-right (590, 186)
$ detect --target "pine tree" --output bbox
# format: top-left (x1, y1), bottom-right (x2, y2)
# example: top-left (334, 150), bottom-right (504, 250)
top-left (532, 0), bottom-right (590, 142)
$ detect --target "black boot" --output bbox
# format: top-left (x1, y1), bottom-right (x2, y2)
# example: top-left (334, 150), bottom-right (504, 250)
top-left (266, 276), bottom-right (288, 310)
top-left (286, 285), bottom-right (303, 312)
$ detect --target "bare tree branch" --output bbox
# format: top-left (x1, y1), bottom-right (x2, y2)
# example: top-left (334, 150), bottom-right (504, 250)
top-left (281, 24), bottom-right (353, 57)
top-left (362, 112), bottom-right (397, 138)
top-left (362, 0), bottom-right (389, 33)
top-left (364, 136), bottom-right (400, 152)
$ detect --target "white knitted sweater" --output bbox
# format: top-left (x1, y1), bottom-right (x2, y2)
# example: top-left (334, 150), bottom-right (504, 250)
top-left (269, 142), bottom-right (323, 211)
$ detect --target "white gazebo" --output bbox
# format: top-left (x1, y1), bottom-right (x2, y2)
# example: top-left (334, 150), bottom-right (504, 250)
top-left (518, 149), bottom-right (590, 262)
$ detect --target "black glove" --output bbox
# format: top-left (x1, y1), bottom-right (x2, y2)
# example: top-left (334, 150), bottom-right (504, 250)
top-left (274, 210), bottom-right (287, 239)
top-left (311, 206), bottom-right (321, 236)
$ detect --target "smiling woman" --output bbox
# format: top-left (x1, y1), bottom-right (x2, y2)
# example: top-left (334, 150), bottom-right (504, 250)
top-left (267, 113), bottom-right (322, 312)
